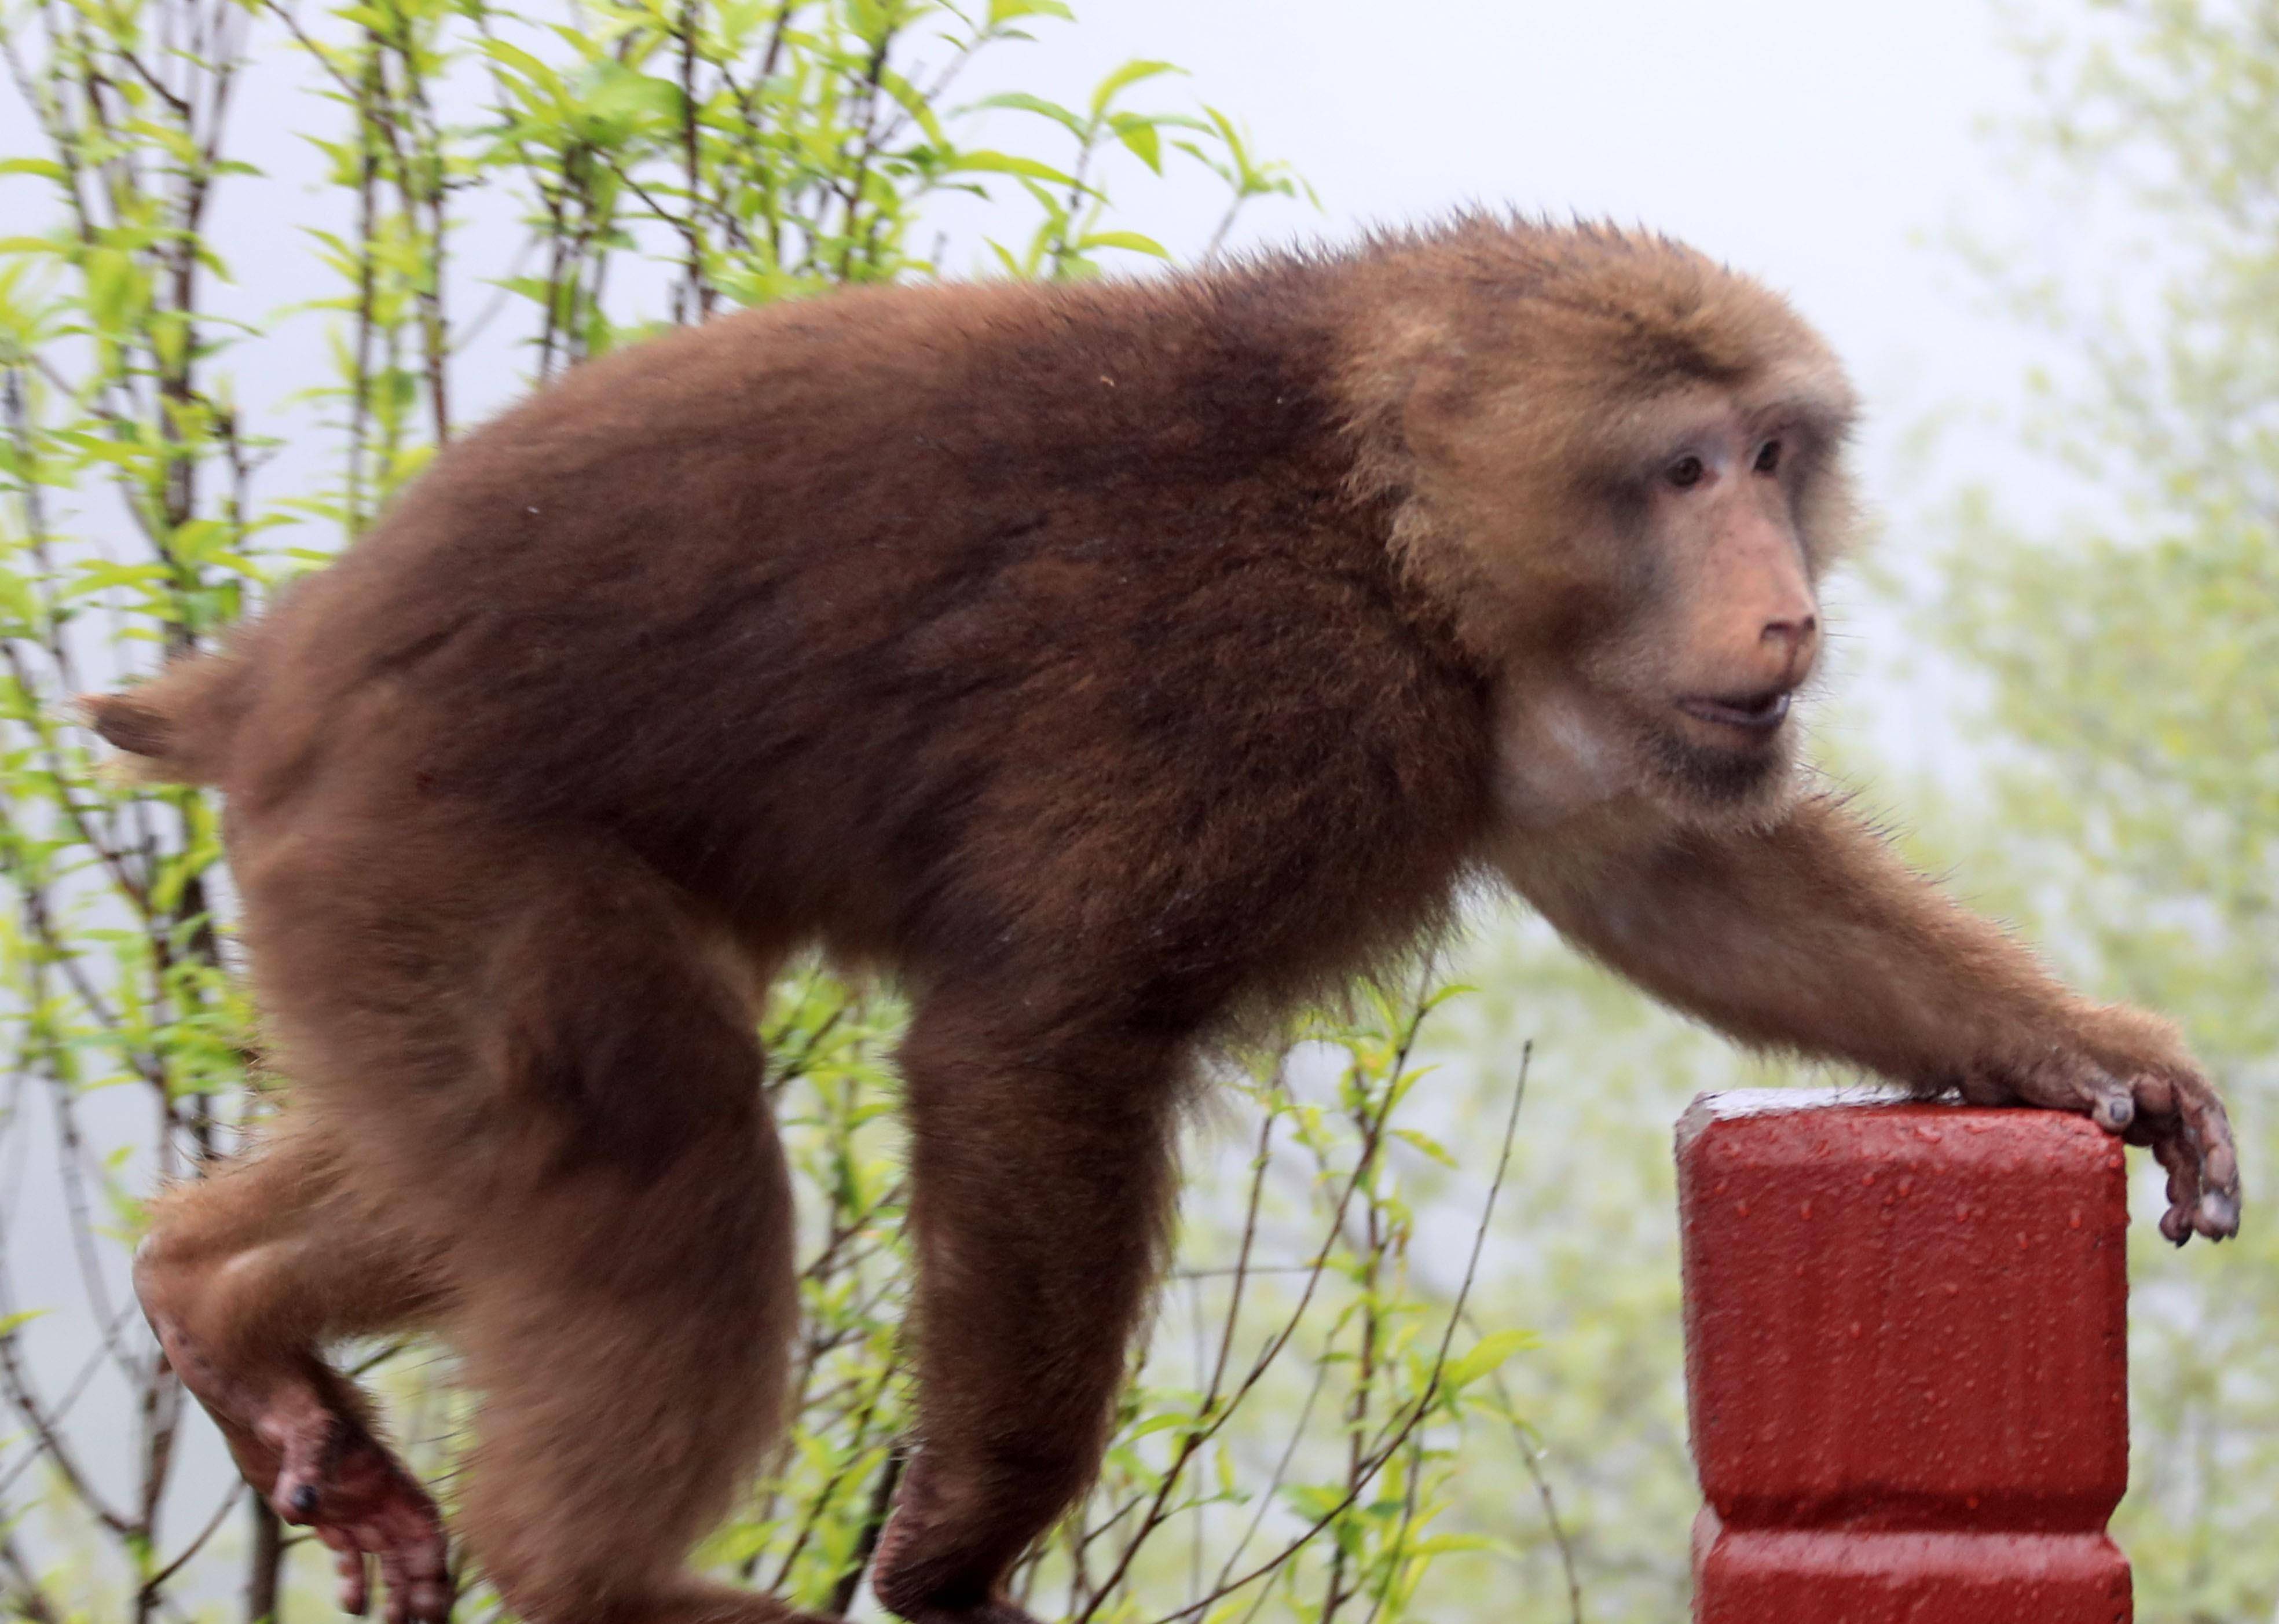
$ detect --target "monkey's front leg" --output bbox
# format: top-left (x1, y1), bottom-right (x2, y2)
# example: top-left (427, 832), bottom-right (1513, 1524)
top-left (871, 990), bottom-right (1189, 1623)
top-left (1501, 791), bottom-right (2241, 1242)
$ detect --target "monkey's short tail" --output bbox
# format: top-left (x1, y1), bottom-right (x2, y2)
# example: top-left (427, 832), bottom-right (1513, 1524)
top-left (80, 651), bottom-right (250, 787)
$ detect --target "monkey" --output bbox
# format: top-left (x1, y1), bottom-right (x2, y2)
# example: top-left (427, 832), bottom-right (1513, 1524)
top-left (88, 217), bottom-right (2240, 1624)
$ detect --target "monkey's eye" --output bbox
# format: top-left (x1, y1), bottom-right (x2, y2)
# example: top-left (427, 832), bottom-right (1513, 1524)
top-left (1665, 454), bottom-right (1706, 490)
top-left (1754, 439), bottom-right (1783, 475)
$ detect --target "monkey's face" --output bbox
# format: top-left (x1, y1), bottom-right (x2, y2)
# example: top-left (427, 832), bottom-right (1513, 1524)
top-left (1377, 259), bottom-right (1859, 831)
top-left (1428, 378), bottom-right (1854, 834)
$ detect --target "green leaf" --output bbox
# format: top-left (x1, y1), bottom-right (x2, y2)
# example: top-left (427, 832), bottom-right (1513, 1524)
top-left (944, 151), bottom-right (1080, 187)
top-left (1442, 1327), bottom-right (1538, 1390)
top-left (1391, 1126), bottom-right (1457, 1168)
top-left (970, 91), bottom-right (1083, 134)
top-left (1111, 115), bottom-right (1163, 174)
top-left (877, 65), bottom-right (947, 150)
top-left (987, 0), bottom-right (1074, 24)
top-left (0, 159), bottom-right (67, 181)
top-left (1121, 1409), bottom-right (1198, 1440)
top-left (1284, 1483), bottom-right (1348, 1523)
top-left (573, 61), bottom-right (685, 142)
top-left (1410, 1533), bottom-right (1512, 1557)
top-left (1089, 58), bottom-right (1182, 119)
top-left (479, 38), bottom-right (563, 94)
top-left (1073, 230), bottom-right (1169, 259)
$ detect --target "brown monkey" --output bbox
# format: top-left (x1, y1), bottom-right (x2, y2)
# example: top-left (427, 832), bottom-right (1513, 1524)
top-left (91, 218), bottom-right (2240, 1624)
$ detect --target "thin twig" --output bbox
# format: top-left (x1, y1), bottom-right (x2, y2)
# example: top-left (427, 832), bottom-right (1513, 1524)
top-left (1143, 1044), bottom-right (1533, 1624)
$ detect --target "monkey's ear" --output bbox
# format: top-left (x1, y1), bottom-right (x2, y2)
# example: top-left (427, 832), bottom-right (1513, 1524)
top-left (1340, 300), bottom-right (1472, 468)
top-left (1404, 350), bottom-right (1531, 478)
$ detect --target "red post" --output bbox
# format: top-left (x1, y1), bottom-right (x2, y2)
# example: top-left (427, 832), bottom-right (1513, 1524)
top-left (1677, 1090), bottom-right (2132, 1624)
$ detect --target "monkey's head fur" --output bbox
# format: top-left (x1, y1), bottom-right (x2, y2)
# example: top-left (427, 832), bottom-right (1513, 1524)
top-left (1333, 218), bottom-right (1859, 834)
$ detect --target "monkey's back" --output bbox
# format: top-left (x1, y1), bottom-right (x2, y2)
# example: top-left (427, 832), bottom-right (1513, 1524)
top-left (221, 267), bottom-right (1496, 1021)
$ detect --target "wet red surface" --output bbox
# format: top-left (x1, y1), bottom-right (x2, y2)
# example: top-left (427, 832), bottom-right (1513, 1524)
top-left (1678, 1090), bottom-right (2131, 1622)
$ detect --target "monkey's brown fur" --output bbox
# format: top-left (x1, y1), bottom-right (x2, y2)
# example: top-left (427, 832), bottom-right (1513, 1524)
top-left (97, 219), bottom-right (2240, 1624)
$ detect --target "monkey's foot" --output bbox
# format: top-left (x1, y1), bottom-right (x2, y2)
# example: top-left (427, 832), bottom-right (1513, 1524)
top-left (259, 1389), bottom-right (452, 1624)
top-left (138, 1299), bottom-right (452, 1622)
top-left (869, 1488), bottom-right (1045, 1624)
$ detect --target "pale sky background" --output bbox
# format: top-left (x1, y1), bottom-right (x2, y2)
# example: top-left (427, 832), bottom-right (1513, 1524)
top-left (2, 0), bottom-right (2120, 1605)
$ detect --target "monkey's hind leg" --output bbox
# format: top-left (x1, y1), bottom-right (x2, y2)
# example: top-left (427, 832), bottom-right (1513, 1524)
top-left (437, 857), bottom-right (818, 1624)
top-left (133, 1116), bottom-right (452, 1622)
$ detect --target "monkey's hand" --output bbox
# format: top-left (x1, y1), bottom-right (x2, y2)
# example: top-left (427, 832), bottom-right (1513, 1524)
top-left (1954, 999), bottom-right (2240, 1245)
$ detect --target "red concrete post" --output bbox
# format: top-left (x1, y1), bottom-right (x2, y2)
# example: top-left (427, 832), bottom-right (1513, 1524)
top-left (1677, 1090), bottom-right (2132, 1624)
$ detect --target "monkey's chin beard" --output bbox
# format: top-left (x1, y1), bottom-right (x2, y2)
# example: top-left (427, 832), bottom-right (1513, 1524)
top-left (1643, 716), bottom-right (1801, 826)
top-left (1490, 679), bottom-right (1802, 836)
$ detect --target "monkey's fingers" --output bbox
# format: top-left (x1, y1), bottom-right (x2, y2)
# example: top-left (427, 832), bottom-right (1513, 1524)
top-left (2083, 1071), bottom-right (2136, 1134)
top-left (2173, 1077), bottom-right (2241, 1240)
top-left (2029, 1054), bottom-right (2238, 1244)
top-left (2146, 1128), bottom-right (2204, 1247)
top-left (2122, 1071), bottom-right (2240, 1244)
top-left (347, 1501), bottom-right (450, 1624)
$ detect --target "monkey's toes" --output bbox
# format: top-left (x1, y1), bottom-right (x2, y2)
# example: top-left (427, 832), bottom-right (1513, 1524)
top-left (273, 1418), bottom-right (451, 1623)
top-left (317, 1524), bottom-right (450, 1624)
top-left (326, 1538), bottom-right (371, 1617)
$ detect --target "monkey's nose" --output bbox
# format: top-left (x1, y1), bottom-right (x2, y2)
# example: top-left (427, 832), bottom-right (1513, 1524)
top-left (1760, 614), bottom-right (1819, 681)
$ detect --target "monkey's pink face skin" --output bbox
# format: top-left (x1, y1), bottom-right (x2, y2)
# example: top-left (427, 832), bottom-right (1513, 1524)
top-left (1487, 393), bottom-right (1844, 831)
top-left (1647, 415), bottom-right (1821, 719)
top-left (1631, 404), bottom-right (1824, 781)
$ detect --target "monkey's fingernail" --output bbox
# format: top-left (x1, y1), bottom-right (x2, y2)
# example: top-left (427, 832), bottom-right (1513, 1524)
top-left (289, 1483), bottom-right (320, 1519)
top-left (2160, 1205), bottom-right (2193, 1245)
top-left (2095, 1093), bottom-right (2134, 1132)
top-left (2200, 1189), bottom-right (2240, 1236)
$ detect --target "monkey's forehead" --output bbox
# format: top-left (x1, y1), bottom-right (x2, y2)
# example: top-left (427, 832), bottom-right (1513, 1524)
top-left (1332, 218), bottom-right (1856, 421)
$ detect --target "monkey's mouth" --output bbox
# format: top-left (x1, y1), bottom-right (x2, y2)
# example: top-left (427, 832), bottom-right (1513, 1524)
top-left (1676, 688), bottom-right (1792, 736)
